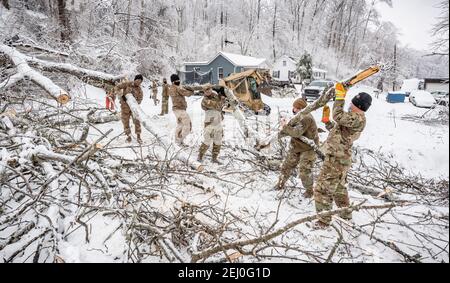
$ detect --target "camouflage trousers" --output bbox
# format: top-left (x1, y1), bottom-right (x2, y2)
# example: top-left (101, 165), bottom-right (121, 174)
top-left (160, 97), bottom-right (169, 115)
top-left (314, 155), bottom-right (352, 224)
top-left (121, 101), bottom-right (141, 136)
top-left (203, 124), bottom-right (223, 146)
top-left (277, 146), bottom-right (316, 193)
top-left (173, 110), bottom-right (192, 144)
top-left (152, 93), bottom-right (159, 105)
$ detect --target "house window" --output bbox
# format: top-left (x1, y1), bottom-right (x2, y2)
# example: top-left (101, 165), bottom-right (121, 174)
top-left (283, 61), bottom-right (287, 67)
top-left (218, 67), bottom-right (224, 79)
top-left (273, 71), bottom-right (280, 79)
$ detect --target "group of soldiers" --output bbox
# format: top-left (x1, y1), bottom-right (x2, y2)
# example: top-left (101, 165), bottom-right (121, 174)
top-left (276, 83), bottom-right (372, 228)
top-left (108, 74), bottom-right (226, 163)
top-left (109, 74), bottom-right (373, 229)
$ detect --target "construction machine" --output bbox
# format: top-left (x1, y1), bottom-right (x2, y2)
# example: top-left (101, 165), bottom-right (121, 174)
top-left (218, 69), bottom-right (272, 116)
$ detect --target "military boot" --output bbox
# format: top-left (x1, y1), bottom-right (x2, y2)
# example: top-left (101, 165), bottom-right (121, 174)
top-left (197, 143), bottom-right (209, 162)
top-left (302, 187), bottom-right (314, 199)
top-left (274, 175), bottom-right (288, 191)
top-left (137, 134), bottom-right (142, 144)
top-left (126, 135), bottom-right (132, 143)
top-left (212, 144), bottom-right (222, 164)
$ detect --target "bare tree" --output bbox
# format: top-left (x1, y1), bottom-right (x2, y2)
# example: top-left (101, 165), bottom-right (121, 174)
top-left (430, 0), bottom-right (449, 56)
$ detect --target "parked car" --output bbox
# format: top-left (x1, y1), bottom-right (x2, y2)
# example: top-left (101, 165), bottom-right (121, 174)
top-left (431, 91), bottom-right (449, 106)
top-left (302, 80), bottom-right (334, 101)
top-left (409, 90), bottom-right (437, 108)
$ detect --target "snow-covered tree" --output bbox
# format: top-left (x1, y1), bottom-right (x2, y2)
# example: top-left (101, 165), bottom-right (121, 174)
top-left (296, 53), bottom-right (313, 83)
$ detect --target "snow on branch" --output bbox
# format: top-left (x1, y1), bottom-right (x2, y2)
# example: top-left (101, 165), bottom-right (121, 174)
top-left (0, 44), bottom-right (69, 103)
top-left (0, 44), bottom-right (126, 103)
top-left (28, 57), bottom-right (125, 86)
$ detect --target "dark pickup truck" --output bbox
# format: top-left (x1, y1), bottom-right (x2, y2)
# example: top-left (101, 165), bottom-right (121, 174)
top-left (302, 80), bottom-right (335, 101)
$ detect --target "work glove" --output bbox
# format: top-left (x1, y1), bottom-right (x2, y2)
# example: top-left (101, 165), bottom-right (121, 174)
top-left (335, 82), bottom-right (347, 101)
top-left (322, 105), bottom-right (330, 123)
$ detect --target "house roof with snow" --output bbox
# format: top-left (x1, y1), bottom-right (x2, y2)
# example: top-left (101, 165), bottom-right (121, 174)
top-left (184, 51), bottom-right (267, 68)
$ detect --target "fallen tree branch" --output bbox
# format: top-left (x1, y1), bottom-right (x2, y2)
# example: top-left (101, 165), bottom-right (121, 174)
top-left (191, 202), bottom-right (402, 262)
top-left (0, 44), bottom-right (69, 103)
top-left (334, 216), bottom-right (422, 263)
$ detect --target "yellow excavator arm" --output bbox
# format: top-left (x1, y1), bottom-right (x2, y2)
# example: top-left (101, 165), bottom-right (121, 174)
top-left (342, 65), bottom-right (381, 88)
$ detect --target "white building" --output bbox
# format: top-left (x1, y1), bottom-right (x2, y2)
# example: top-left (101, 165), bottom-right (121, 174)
top-left (312, 68), bottom-right (328, 80)
top-left (424, 78), bottom-right (449, 93)
top-left (272, 55), bottom-right (297, 83)
top-left (272, 55), bottom-right (328, 84)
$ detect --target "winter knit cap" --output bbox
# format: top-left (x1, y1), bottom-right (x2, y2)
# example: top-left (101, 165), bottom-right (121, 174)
top-left (352, 92), bottom-right (372, 112)
top-left (293, 98), bottom-right (308, 110)
top-left (134, 74), bottom-right (144, 81)
top-left (170, 74), bottom-right (180, 83)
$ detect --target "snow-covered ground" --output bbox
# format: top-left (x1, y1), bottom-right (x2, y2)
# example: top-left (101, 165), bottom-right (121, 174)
top-left (3, 82), bottom-right (447, 263)
top-left (43, 82), bottom-right (447, 263)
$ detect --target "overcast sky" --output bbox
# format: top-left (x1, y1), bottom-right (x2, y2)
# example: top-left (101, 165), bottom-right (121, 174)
top-left (376, 0), bottom-right (442, 51)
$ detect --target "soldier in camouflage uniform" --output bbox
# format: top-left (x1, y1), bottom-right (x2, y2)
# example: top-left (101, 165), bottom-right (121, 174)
top-left (151, 80), bottom-right (159, 106)
top-left (169, 74), bottom-right (194, 146)
top-left (198, 84), bottom-right (225, 164)
top-left (159, 78), bottom-right (170, 116)
top-left (313, 83), bottom-right (372, 227)
top-left (276, 98), bottom-right (319, 198)
top-left (114, 75), bottom-right (144, 143)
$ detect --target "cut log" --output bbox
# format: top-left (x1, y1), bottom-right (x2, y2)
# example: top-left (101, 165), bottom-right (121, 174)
top-left (0, 44), bottom-right (69, 103)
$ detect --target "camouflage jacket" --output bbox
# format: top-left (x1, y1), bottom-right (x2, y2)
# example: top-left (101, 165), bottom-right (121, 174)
top-left (323, 100), bottom-right (366, 161)
top-left (280, 113), bottom-right (319, 152)
top-left (201, 92), bottom-right (224, 127)
top-left (114, 81), bottom-right (143, 104)
top-left (169, 85), bottom-right (193, 111)
top-left (162, 83), bottom-right (170, 98)
top-left (152, 81), bottom-right (158, 94)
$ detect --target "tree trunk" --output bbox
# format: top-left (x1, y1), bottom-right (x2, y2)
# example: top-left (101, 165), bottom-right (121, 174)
top-left (57, 0), bottom-right (71, 42)
top-left (362, 1), bottom-right (375, 41)
top-left (272, 2), bottom-right (277, 61)
top-left (1, 0), bottom-right (10, 9)
top-left (139, 0), bottom-right (145, 45)
top-left (125, 0), bottom-right (132, 37)
top-left (299, 0), bottom-right (307, 47)
top-left (257, 0), bottom-right (261, 23)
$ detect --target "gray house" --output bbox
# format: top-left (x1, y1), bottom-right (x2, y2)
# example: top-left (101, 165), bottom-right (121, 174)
top-left (180, 52), bottom-right (268, 84)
